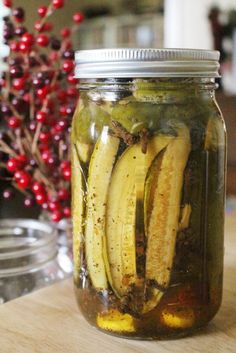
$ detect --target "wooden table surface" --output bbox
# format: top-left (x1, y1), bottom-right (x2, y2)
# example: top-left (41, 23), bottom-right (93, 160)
top-left (0, 213), bottom-right (236, 353)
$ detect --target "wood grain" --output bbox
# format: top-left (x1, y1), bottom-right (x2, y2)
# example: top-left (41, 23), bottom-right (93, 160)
top-left (0, 213), bottom-right (236, 353)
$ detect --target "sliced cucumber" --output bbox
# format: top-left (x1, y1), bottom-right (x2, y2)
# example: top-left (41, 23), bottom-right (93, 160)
top-left (85, 130), bottom-right (120, 290)
top-left (143, 125), bottom-right (191, 313)
top-left (105, 134), bottom-right (173, 298)
top-left (72, 144), bottom-right (85, 281)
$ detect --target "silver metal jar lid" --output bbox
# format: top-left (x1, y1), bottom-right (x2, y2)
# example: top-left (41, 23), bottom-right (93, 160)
top-left (75, 48), bottom-right (220, 79)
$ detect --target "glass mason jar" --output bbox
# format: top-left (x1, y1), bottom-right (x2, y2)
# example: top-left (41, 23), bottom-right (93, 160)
top-left (0, 219), bottom-right (72, 304)
top-left (72, 49), bottom-right (226, 339)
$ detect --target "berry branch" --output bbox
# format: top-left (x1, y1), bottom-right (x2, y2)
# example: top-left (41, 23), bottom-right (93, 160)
top-left (0, 0), bottom-right (85, 222)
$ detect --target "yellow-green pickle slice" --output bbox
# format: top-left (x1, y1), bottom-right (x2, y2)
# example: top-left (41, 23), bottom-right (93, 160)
top-left (85, 129), bottom-right (120, 290)
top-left (97, 309), bottom-right (135, 333)
top-left (72, 144), bottom-right (84, 281)
top-left (105, 134), bottom-right (174, 299)
top-left (143, 125), bottom-right (191, 313)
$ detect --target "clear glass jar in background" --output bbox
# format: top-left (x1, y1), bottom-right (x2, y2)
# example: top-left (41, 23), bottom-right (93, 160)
top-left (72, 49), bottom-right (226, 339)
top-left (0, 219), bottom-right (72, 304)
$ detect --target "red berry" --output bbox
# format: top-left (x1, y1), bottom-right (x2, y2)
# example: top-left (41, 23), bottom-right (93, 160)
top-left (55, 120), bottom-right (68, 132)
top-left (8, 116), bottom-right (22, 129)
top-left (12, 78), bottom-right (25, 90)
top-left (7, 155), bottom-right (27, 172)
top-left (22, 32), bottom-right (34, 46)
top-left (36, 34), bottom-right (49, 47)
top-left (3, 0), bottom-right (12, 8)
top-left (47, 115), bottom-right (56, 127)
top-left (4, 24), bottom-right (14, 40)
top-left (67, 74), bottom-right (78, 85)
top-left (62, 49), bottom-right (74, 60)
top-left (36, 111), bottom-right (47, 123)
top-left (49, 200), bottom-right (61, 212)
top-left (10, 65), bottom-right (23, 78)
top-left (33, 76), bottom-right (44, 88)
top-left (16, 171), bottom-right (31, 189)
top-left (52, 0), bottom-right (64, 9)
top-left (58, 90), bottom-right (67, 103)
top-left (49, 52), bottom-right (59, 61)
top-left (60, 160), bottom-right (70, 170)
top-left (63, 206), bottom-right (71, 218)
top-left (46, 154), bottom-right (59, 167)
top-left (66, 105), bottom-right (74, 115)
top-left (17, 154), bottom-right (28, 167)
top-left (1, 104), bottom-right (11, 116)
top-left (35, 22), bottom-right (53, 32)
top-left (7, 158), bottom-right (19, 173)
top-left (67, 87), bottom-right (77, 98)
top-left (62, 166), bottom-right (71, 181)
top-left (15, 26), bottom-right (27, 37)
top-left (62, 60), bottom-right (74, 73)
top-left (58, 188), bottom-right (70, 201)
top-left (10, 41), bottom-right (20, 52)
top-left (39, 131), bottom-right (51, 143)
top-left (37, 87), bottom-right (49, 100)
top-left (44, 22), bottom-right (53, 31)
top-left (60, 27), bottom-right (71, 38)
top-left (42, 202), bottom-right (49, 210)
top-left (51, 210), bottom-right (63, 223)
top-left (41, 150), bottom-right (51, 162)
top-left (50, 37), bottom-right (61, 51)
top-left (39, 141), bottom-right (50, 150)
top-left (24, 197), bottom-right (34, 208)
top-left (30, 159), bottom-right (37, 167)
top-left (61, 143), bottom-right (68, 153)
top-left (34, 21), bottom-right (43, 32)
top-left (23, 93), bottom-right (30, 103)
top-left (29, 121), bottom-right (37, 132)
top-left (52, 133), bottom-right (61, 143)
top-left (32, 181), bottom-right (45, 194)
top-left (3, 188), bottom-right (14, 200)
top-left (36, 192), bottom-right (47, 205)
top-left (14, 171), bottom-right (22, 181)
top-left (64, 41), bottom-right (72, 50)
top-left (59, 105), bottom-right (67, 116)
top-left (19, 41), bottom-right (30, 53)
top-left (73, 12), bottom-right (85, 24)
top-left (13, 7), bottom-right (25, 22)
top-left (37, 6), bottom-right (48, 18)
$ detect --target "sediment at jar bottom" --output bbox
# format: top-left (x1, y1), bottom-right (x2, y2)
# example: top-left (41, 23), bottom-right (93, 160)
top-left (74, 282), bottom-right (221, 338)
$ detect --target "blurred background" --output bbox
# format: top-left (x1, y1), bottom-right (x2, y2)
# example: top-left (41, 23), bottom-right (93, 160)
top-left (0, 0), bottom-right (236, 216)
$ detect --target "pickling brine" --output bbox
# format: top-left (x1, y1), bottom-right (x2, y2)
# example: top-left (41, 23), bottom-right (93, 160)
top-left (72, 49), bottom-right (226, 339)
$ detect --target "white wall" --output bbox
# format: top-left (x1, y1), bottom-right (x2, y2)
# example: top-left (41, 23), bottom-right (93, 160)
top-left (0, 0), bottom-right (10, 65)
top-left (164, 0), bottom-right (236, 49)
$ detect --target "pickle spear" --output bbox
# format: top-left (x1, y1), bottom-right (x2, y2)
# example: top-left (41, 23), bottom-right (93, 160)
top-left (72, 144), bottom-right (85, 281)
top-left (204, 115), bottom-right (225, 151)
top-left (72, 102), bottom-right (112, 163)
top-left (143, 125), bottom-right (191, 313)
top-left (105, 134), bottom-right (173, 298)
top-left (85, 129), bottom-right (120, 290)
